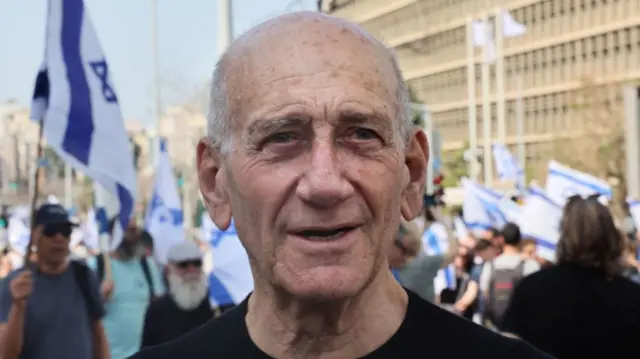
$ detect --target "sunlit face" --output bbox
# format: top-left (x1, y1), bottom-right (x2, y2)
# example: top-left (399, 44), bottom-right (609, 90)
top-left (197, 15), bottom-right (428, 300)
top-left (33, 223), bottom-right (72, 266)
top-left (522, 242), bottom-right (537, 260)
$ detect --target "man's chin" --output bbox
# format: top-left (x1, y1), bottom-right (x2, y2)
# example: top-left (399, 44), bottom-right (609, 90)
top-left (275, 266), bottom-right (371, 302)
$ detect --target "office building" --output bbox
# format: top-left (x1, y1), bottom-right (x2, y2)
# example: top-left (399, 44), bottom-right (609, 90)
top-left (323, 0), bottom-right (640, 179)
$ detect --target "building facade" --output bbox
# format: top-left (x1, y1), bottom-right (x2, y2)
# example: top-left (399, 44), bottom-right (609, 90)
top-left (324, 0), bottom-right (640, 178)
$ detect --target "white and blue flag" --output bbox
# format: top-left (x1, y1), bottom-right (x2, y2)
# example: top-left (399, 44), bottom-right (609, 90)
top-left (201, 214), bottom-right (253, 306)
top-left (7, 206), bottom-right (31, 256)
top-left (492, 143), bottom-right (525, 190)
top-left (519, 185), bottom-right (562, 262)
top-left (31, 0), bottom-right (137, 242)
top-left (545, 161), bottom-right (611, 206)
top-left (422, 223), bottom-right (455, 292)
top-left (462, 178), bottom-right (506, 231)
top-left (145, 139), bottom-right (185, 264)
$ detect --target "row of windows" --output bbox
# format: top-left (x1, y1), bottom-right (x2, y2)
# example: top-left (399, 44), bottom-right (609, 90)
top-left (389, 0), bottom-right (638, 76)
top-left (432, 86), bottom-right (623, 145)
top-left (409, 26), bottom-right (640, 107)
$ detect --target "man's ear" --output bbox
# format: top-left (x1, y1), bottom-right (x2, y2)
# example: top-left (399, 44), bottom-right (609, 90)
top-left (400, 129), bottom-right (428, 221)
top-left (196, 137), bottom-right (232, 230)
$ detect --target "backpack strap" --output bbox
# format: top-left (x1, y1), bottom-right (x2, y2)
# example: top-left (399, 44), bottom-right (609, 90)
top-left (96, 253), bottom-right (105, 283)
top-left (139, 257), bottom-right (155, 300)
top-left (71, 260), bottom-right (102, 320)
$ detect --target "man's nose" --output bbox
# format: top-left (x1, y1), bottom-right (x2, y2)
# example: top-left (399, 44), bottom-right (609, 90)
top-left (296, 140), bottom-right (354, 208)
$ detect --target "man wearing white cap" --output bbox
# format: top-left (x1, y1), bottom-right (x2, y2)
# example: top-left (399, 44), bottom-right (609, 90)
top-left (140, 240), bottom-right (214, 347)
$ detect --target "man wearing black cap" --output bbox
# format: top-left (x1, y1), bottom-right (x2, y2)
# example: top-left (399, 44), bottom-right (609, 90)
top-left (0, 203), bottom-right (109, 359)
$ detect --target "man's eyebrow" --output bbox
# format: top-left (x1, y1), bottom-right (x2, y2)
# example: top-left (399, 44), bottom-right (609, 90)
top-left (246, 117), bottom-right (311, 137)
top-left (336, 108), bottom-right (394, 133)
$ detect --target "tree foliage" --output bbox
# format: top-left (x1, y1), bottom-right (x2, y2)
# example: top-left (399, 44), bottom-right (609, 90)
top-left (550, 78), bottom-right (627, 217)
top-left (441, 141), bottom-right (468, 188)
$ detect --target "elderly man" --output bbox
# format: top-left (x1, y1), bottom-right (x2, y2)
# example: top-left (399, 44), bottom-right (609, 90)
top-left (130, 12), bottom-right (552, 359)
top-left (141, 241), bottom-right (215, 347)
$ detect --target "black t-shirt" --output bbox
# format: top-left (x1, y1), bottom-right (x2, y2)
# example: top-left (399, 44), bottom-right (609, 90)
top-left (129, 289), bottom-right (552, 358)
top-left (141, 295), bottom-right (214, 348)
top-left (502, 263), bottom-right (640, 359)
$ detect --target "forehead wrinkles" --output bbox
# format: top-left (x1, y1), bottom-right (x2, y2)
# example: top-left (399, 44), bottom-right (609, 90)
top-left (223, 16), bottom-right (400, 132)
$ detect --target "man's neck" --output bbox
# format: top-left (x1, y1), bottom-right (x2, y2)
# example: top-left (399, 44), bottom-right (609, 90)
top-left (246, 269), bottom-right (408, 359)
top-left (37, 260), bottom-right (69, 275)
top-left (501, 245), bottom-right (519, 255)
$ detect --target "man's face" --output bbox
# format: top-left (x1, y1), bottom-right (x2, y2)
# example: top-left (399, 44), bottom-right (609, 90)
top-left (521, 242), bottom-right (536, 259)
top-left (197, 16), bottom-right (428, 300)
top-left (168, 259), bottom-right (208, 310)
top-left (34, 222), bottom-right (72, 265)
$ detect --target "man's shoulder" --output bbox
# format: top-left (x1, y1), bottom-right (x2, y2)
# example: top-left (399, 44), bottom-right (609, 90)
top-left (129, 305), bottom-right (246, 359)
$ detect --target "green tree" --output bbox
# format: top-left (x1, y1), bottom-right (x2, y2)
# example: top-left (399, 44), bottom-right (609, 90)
top-left (441, 141), bottom-right (468, 188)
top-left (42, 146), bottom-right (66, 178)
top-left (550, 78), bottom-right (627, 217)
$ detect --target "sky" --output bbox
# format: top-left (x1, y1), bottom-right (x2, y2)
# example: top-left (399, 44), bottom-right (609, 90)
top-left (0, 0), bottom-right (317, 126)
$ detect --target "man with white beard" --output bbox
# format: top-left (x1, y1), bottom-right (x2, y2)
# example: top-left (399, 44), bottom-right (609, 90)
top-left (140, 241), bottom-right (214, 347)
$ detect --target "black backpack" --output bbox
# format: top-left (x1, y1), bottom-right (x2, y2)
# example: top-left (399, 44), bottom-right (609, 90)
top-left (94, 253), bottom-right (156, 300)
top-left (70, 260), bottom-right (103, 320)
top-left (484, 260), bottom-right (526, 329)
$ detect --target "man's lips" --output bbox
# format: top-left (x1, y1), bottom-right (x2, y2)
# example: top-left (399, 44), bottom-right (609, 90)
top-left (287, 223), bottom-right (362, 240)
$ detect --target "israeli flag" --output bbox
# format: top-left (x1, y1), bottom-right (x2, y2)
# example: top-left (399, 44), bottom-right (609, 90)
top-left (497, 197), bottom-right (522, 225)
top-left (201, 214), bottom-right (253, 306)
top-left (519, 185), bottom-right (562, 262)
top-left (145, 139), bottom-right (185, 264)
top-left (492, 143), bottom-right (525, 190)
top-left (93, 182), bottom-right (124, 251)
top-left (545, 161), bottom-right (612, 206)
top-left (81, 208), bottom-right (101, 252)
top-left (462, 178), bottom-right (493, 233)
top-left (31, 0), bottom-right (136, 245)
top-left (462, 178), bottom-right (506, 231)
top-left (7, 206), bottom-right (31, 255)
top-left (423, 223), bottom-right (455, 293)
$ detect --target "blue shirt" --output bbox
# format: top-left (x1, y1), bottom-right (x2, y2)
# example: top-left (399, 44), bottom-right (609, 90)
top-left (87, 256), bottom-right (166, 359)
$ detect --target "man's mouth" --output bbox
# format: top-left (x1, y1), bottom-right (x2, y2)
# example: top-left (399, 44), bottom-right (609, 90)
top-left (293, 226), bottom-right (357, 241)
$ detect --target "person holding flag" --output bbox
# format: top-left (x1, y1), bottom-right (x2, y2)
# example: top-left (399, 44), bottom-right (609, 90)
top-left (0, 204), bottom-right (108, 359)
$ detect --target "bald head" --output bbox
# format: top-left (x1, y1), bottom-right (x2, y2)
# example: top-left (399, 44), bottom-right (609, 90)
top-left (207, 11), bottom-right (411, 153)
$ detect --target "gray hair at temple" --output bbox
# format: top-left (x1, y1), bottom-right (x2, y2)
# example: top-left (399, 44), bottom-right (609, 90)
top-left (205, 13), bottom-right (414, 155)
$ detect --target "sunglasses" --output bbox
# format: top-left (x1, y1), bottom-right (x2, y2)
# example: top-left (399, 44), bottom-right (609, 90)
top-left (42, 224), bottom-right (72, 238)
top-left (175, 259), bottom-right (203, 269)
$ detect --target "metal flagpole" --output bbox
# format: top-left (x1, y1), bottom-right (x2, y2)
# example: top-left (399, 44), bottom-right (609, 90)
top-left (516, 75), bottom-right (525, 177)
top-left (495, 7), bottom-right (506, 145)
top-left (218, 0), bottom-right (233, 55)
top-left (624, 85), bottom-right (640, 200)
top-left (150, 0), bottom-right (161, 167)
top-left (64, 163), bottom-right (72, 209)
top-left (466, 16), bottom-right (478, 181)
top-left (480, 12), bottom-right (493, 187)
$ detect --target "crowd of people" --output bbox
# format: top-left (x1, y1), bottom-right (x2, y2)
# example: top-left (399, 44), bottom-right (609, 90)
top-left (1, 9), bottom-right (640, 359)
top-left (391, 194), bottom-right (640, 358)
top-left (0, 203), bottom-right (233, 359)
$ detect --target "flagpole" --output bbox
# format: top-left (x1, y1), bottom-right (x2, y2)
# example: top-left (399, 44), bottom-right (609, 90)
top-left (150, 0), bottom-right (161, 167)
top-left (624, 85), bottom-right (640, 200)
top-left (25, 120), bottom-right (46, 264)
top-left (64, 163), bottom-right (72, 209)
top-left (481, 12), bottom-right (493, 188)
top-left (494, 7), bottom-right (506, 145)
top-left (466, 16), bottom-right (478, 181)
top-left (218, 0), bottom-right (233, 55)
top-left (516, 74), bottom-right (525, 179)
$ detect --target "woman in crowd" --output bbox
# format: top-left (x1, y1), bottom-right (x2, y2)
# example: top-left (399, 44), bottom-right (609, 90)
top-left (500, 195), bottom-right (640, 358)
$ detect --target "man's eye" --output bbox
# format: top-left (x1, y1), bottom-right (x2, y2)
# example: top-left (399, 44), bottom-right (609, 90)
top-left (267, 132), bottom-right (297, 143)
top-left (349, 128), bottom-right (379, 141)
